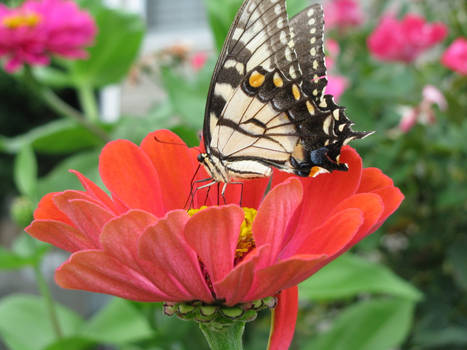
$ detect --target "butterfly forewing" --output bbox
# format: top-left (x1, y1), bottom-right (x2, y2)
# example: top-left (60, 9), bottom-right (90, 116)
top-left (202, 0), bottom-right (372, 183)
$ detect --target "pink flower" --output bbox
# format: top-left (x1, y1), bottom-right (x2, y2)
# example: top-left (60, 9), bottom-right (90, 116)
top-left (441, 38), bottom-right (467, 75)
top-left (190, 51), bottom-right (208, 71)
top-left (326, 74), bottom-right (349, 101)
top-left (368, 13), bottom-right (447, 63)
top-left (398, 85), bottom-right (446, 133)
top-left (0, 0), bottom-right (96, 72)
top-left (324, 0), bottom-right (364, 30)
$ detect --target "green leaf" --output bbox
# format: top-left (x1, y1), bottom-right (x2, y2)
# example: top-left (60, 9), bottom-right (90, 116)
top-left (413, 326), bottom-right (467, 348)
top-left (300, 254), bottom-right (422, 301)
top-left (160, 61), bottom-right (214, 129)
top-left (0, 119), bottom-right (103, 155)
top-left (0, 234), bottom-right (49, 270)
top-left (287, 0), bottom-right (308, 17)
top-left (14, 144), bottom-right (38, 198)
top-left (36, 150), bottom-right (100, 198)
top-left (69, 5), bottom-right (145, 87)
top-left (43, 337), bottom-right (93, 350)
top-left (0, 295), bottom-right (84, 350)
top-left (447, 238), bottom-right (467, 291)
top-left (203, 0), bottom-right (242, 52)
top-left (80, 298), bottom-right (153, 345)
top-left (33, 66), bottom-right (73, 88)
top-left (304, 298), bottom-right (415, 350)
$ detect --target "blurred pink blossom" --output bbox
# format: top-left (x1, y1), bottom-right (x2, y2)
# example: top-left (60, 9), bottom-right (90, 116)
top-left (324, 0), bottom-right (364, 30)
top-left (441, 38), bottom-right (467, 75)
top-left (0, 0), bottom-right (96, 72)
top-left (398, 85), bottom-right (446, 133)
top-left (326, 74), bottom-right (349, 101)
top-left (368, 13), bottom-right (447, 63)
top-left (190, 51), bottom-right (208, 71)
top-left (324, 40), bottom-right (348, 101)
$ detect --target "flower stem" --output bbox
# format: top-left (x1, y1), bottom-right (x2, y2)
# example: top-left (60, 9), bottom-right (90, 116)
top-left (22, 66), bottom-right (110, 142)
top-left (199, 322), bottom-right (245, 350)
top-left (78, 85), bottom-right (99, 124)
top-left (34, 264), bottom-right (63, 340)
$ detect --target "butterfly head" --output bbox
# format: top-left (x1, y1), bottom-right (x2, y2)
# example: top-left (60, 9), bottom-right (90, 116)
top-left (197, 152), bottom-right (229, 183)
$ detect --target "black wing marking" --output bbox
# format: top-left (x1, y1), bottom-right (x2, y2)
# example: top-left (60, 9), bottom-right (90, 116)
top-left (290, 4), bottom-right (327, 104)
top-left (203, 0), bottom-right (302, 150)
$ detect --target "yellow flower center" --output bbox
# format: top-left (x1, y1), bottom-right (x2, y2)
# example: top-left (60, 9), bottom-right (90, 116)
top-left (187, 206), bottom-right (257, 262)
top-left (2, 12), bottom-right (42, 29)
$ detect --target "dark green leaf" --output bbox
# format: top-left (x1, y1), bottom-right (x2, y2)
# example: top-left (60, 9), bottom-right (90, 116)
top-left (69, 6), bottom-right (145, 87)
top-left (304, 298), bottom-right (415, 350)
top-left (14, 144), bottom-right (37, 198)
top-left (36, 150), bottom-right (100, 198)
top-left (0, 119), bottom-right (103, 155)
top-left (42, 337), bottom-right (93, 350)
top-left (447, 239), bottom-right (467, 291)
top-left (80, 298), bottom-right (153, 345)
top-left (300, 254), bottom-right (422, 301)
top-left (203, 0), bottom-right (242, 52)
top-left (413, 326), bottom-right (467, 348)
top-left (0, 295), bottom-right (84, 350)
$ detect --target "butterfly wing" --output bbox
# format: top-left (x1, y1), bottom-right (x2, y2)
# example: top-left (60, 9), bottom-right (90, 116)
top-left (203, 0), bottom-right (371, 180)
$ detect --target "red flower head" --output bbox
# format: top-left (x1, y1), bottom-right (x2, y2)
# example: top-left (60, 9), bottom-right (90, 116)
top-left (324, 0), bottom-right (364, 31)
top-left (441, 37), bottom-right (467, 75)
top-left (26, 130), bottom-right (403, 349)
top-left (0, 0), bottom-right (96, 72)
top-left (368, 13), bottom-right (447, 63)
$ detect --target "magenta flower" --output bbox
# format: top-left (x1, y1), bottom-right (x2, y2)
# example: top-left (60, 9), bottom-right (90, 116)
top-left (324, 0), bottom-right (364, 31)
top-left (368, 13), bottom-right (447, 63)
top-left (325, 40), bottom-right (349, 102)
top-left (0, 0), bottom-right (96, 72)
top-left (442, 38), bottom-right (467, 75)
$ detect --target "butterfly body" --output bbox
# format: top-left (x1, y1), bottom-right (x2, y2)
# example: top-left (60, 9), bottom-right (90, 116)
top-left (198, 0), bottom-right (371, 185)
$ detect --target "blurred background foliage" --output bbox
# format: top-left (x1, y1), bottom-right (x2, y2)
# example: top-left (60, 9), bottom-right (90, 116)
top-left (0, 0), bottom-right (466, 349)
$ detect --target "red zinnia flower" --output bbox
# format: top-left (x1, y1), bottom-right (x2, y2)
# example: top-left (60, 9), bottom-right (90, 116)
top-left (0, 0), bottom-right (96, 72)
top-left (441, 37), bottom-right (467, 75)
top-left (26, 130), bottom-right (403, 349)
top-left (368, 13), bottom-right (447, 63)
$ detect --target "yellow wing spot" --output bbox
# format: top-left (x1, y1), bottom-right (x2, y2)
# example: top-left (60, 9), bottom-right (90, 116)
top-left (3, 13), bottom-right (41, 29)
top-left (310, 47), bottom-right (317, 56)
top-left (273, 73), bottom-right (284, 87)
top-left (319, 99), bottom-right (328, 108)
top-left (313, 89), bottom-right (319, 96)
top-left (249, 71), bottom-right (265, 88)
top-left (306, 101), bottom-right (315, 115)
top-left (292, 84), bottom-right (301, 100)
top-left (313, 60), bottom-right (319, 70)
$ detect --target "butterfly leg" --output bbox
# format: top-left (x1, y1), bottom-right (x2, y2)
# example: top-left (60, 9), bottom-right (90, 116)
top-left (185, 177), bottom-right (214, 209)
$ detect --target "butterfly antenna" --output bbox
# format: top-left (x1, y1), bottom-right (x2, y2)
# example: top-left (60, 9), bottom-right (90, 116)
top-left (153, 135), bottom-right (186, 146)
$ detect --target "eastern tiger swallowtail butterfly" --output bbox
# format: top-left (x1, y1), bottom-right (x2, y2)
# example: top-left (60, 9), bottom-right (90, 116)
top-left (197, 0), bottom-right (372, 194)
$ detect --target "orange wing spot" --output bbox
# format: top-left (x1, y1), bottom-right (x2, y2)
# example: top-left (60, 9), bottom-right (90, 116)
top-left (273, 73), bottom-right (284, 87)
top-left (309, 166), bottom-right (323, 177)
top-left (249, 71), bottom-right (265, 88)
top-left (292, 84), bottom-right (301, 100)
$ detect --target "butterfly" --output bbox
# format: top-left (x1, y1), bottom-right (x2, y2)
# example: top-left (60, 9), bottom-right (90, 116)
top-left (196, 0), bottom-right (371, 195)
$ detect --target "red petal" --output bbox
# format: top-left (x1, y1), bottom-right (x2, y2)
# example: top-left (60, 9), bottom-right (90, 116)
top-left (268, 286), bottom-right (298, 350)
top-left (139, 210), bottom-right (214, 303)
top-left (331, 193), bottom-right (384, 244)
top-left (184, 205), bottom-right (244, 284)
top-left (100, 210), bottom-right (158, 271)
top-left (293, 208), bottom-right (363, 256)
top-left (253, 179), bottom-right (303, 268)
top-left (370, 186), bottom-right (404, 233)
top-left (140, 130), bottom-right (198, 211)
top-left (33, 192), bottom-right (73, 225)
top-left (53, 192), bottom-right (114, 247)
top-left (99, 140), bottom-right (165, 216)
top-left (357, 168), bottom-right (394, 193)
top-left (287, 146), bottom-right (363, 236)
top-left (70, 170), bottom-right (127, 215)
top-left (25, 220), bottom-right (94, 252)
top-left (214, 245), bottom-right (268, 306)
top-left (246, 254), bottom-right (326, 301)
top-left (56, 250), bottom-right (169, 302)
